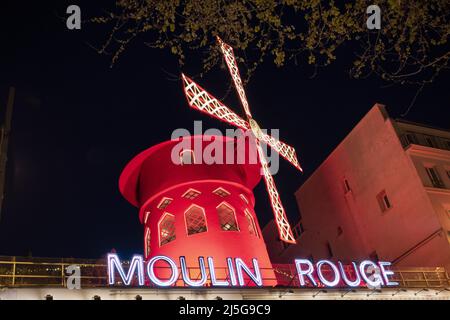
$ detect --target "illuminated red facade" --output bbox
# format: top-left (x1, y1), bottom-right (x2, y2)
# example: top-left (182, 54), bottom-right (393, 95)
top-left (119, 135), bottom-right (276, 285)
top-left (264, 104), bottom-right (450, 272)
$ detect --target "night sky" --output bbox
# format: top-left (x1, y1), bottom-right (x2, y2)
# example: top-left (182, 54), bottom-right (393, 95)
top-left (0, 1), bottom-right (449, 259)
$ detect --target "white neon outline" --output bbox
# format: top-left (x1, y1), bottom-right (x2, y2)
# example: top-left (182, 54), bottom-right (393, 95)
top-left (181, 188), bottom-right (202, 199)
top-left (144, 211), bottom-right (150, 224)
top-left (146, 255), bottom-right (179, 287)
top-left (157, 197), bottom-right (173, 210)
top-left (107, 254), bottom-right (144, 286)
top-left (207, 257), bottom-right (229, 287)
top-left (212, 186), bottom-right (231, 197)
top-left (226, 257), bottom-right (237, 286)
top-left (244, 209), bottom-right (259, 239)
top-left (157, 212), bottom-right (176, 247)
top-left (378, 261), bottom-right (399, 286)
top-left (295, 259), bottom-right (317, 287)
top-left (239, 194), bottom-right (249, 204)
top-left (179, 256), bottom-right (207, 287)
top-left (216, 201), bottom-right (240, 231)
top-left (144, 227), bottom-right (151, 258)
top-left (235, 258), bottom-right (263, 287)
top-left (315, 260), bottom-right (341, 287)
top-left (184, 204), bottom-right (208, 236)
top-left (359, 260), bottom-right (383, 287)
top-left (338, 261), bottom-right (361, 287)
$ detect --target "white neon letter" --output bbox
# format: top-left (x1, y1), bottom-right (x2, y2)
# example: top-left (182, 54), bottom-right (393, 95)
top-left (295, 259), bottom-right (317, 287)
top-left (338, 261), bottom-right (361, 287)
top-left (378, 261), bottom-right (399, 287)
top-left (207, 257), bottom-right (229, 286)
top-left (107, 254), bottom-right (144, 286)
top-left (359, 260), bottom-right (383, 287)
top-left (147, 255), bottom-right (179, 287)
top-left (227, 257), bottom-right (238, 286)
top-left (235, 258), bottom-right (263, 287)
top-left (316, 260), bottom-right (341, 287)
top-left (180, 256), bottom-right (207, 287)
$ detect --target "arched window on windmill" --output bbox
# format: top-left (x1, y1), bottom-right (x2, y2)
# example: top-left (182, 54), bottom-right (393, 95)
top-left (245, 209), bottom-right (259, 238)
top-left (158, 213), bottom-right (176, 246)
top-left (185, 205), bottom-right (208, 235)
top-left (144, 227), bottom-right (151, 258)
top-left (217, 202), bottom-right (239, 231)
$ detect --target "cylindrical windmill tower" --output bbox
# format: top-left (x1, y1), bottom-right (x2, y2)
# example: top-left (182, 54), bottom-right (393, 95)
top-left (119, 135), bottom-right (276, 286)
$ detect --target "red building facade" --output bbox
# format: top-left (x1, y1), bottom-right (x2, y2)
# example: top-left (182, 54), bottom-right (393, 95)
top-left (264, 104), bottom-right (450, 272)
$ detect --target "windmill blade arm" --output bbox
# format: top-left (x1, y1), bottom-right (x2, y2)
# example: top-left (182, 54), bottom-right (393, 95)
top-left (260, 133), bottom-right (303, 172)
top-left (217, 37), bottom-right (252, 118)
top-left (256, 142), bottom-right (296, 244)
top-left (182, 74), bottom-right (250, 130)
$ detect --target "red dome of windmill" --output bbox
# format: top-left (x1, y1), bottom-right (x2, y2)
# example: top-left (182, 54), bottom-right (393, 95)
top-left (119, 135), bottom-right (276, 286)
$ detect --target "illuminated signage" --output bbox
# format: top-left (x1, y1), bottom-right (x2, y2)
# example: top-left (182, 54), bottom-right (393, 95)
top-left (108, 254), bottom-right (262, 288)
top-left (108, 254), bottom-right (398, 288)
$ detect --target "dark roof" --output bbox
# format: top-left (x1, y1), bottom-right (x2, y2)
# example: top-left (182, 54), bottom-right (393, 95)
top-left (394, 118), bottom-right (449, 133)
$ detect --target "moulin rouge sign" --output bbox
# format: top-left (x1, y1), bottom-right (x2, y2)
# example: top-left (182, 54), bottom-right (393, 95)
top-left (107, 254), bottom-right (399, 288)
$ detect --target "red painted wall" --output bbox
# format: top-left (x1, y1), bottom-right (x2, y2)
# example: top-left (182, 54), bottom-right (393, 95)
top-left (264, 105), bottom-right (450, 272)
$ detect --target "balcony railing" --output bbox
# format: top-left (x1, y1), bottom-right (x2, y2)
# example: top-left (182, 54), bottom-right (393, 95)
top-left (0, 256), bottom-right (449, 289)
top-left (400, 134), bottom-right (450, 152)
top-left (0, 256), bottom-right (107, 288)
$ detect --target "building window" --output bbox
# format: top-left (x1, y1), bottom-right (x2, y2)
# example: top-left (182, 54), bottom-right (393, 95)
top-left (159, 213), bottom-right (176, 246)
top-left (182, 188), bottom-right (201, 200)
top-left (213, 187), bottom-right (230, 197)
top-left (245, 209), bottom-right (259, 238)
top-left (343, 178), bottom-right (351, 194)
top-left (401, 133), bottom-right (418, 147)
top-left (185, 205), bottom-right (207, 235)
top-left (180, 149), bottom-right (195, 165)
top-left (145, 227), bottom-right (151, 258)
top-left (337, 226), bottom-right (343, 237)
top-left (425, 167), bottom-right (445, 188)
top-left (377, 190), bottom-right (392, 212)
top-left (157, 197), bottom-right (173, 210)
top-left (326, 242), bottom-right (333, 258)
top-left (424, 135), bottom-right (437, 148)
top-left (240, 194), bottom-right (249, 204)
top-left (292, 223), bottom-right (304, 239)
top-left (217, 202), bottom-right (239, 231)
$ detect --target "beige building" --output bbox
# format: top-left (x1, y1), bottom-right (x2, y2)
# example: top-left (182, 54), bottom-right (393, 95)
top-left (263, 104), bottom-right (450, 272)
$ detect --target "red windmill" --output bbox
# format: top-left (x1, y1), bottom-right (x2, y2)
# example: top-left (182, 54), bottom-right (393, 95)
top-left (182, 37), bottom-right (303, 244)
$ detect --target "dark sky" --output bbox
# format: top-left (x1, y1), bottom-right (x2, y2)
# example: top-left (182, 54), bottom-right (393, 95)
top-left (0, 1), bottom-right (449, 259)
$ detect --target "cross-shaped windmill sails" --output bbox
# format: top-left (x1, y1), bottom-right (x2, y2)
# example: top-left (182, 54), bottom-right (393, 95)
top-left (181, 37), bottom-right (302, 244)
